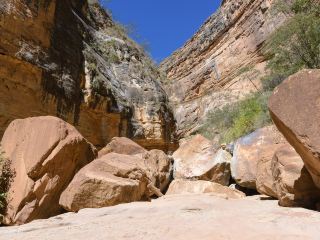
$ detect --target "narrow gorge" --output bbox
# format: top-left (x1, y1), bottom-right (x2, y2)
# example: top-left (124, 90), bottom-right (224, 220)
top-left (1, 0), bottom-right (320, 239)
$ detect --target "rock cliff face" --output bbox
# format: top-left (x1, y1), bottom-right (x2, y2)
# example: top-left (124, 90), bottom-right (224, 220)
top-left (0, 0), bottom-right (176, 151)
top-left (160, 0), bottom-right (287, 138)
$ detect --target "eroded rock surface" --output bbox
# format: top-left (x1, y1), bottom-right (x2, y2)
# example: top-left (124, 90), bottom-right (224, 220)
top-left (59, 153), bottom-right (148, 212)
top-left (2, 194), bottom-right (320, 240)
top-left (269, 69), bottom-right (320, 188)
top-left (99, 137), bottom-right (172, 193)
top-left (173, 135), bottom-right (231, 185)
top-left (160, 0), bottom-right (286, 137)
top-left (98, 137), bottom-right (147, 157)
top-left (1, 116), bottom-right (97, 225)
top-left (0, 0), bottom-right (176, 151)
top-left (231, 125), bottom-right (286, 189)
top-left (60, 145), bottom-right (172, 212)
top-left (272, 144), bottom-right (320, 208)
top-left (166, 179), bottom-right (245, 199)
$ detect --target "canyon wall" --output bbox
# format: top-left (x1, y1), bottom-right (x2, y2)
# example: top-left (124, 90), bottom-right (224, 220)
top-left (0, 0), bottom-right (176, 151)
top-left (160, 0), bottom-right (287, 138)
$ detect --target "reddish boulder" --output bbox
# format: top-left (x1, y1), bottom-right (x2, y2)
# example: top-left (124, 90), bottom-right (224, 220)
top-left (98, 137), bottom-right (146, 157)
top-left (272, 143), bottom-right (320, 208)
top-left (231, 125), bottom-right (286, 189)
top-left (99, 137), bottom-right (172, 195)
top-left (269, 69), bottom-right (320, 188)
top-left (141, 150), bottom-right (172, 193)
top-left (166, 179), bottom-right (245, 199)
top-left (59, 153), bottom-right (148, 212)
top-left (172, 135), bottom-right (231, 185)
top-left (1, 116), bottom-right (97, 225)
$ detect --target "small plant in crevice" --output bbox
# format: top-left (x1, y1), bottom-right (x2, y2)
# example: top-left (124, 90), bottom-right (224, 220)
top-left (0, 149), bottom-right (15, 217)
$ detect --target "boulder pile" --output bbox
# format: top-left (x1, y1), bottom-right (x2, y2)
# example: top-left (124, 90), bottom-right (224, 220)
top-left (2, 70), bottom-right (320, 226)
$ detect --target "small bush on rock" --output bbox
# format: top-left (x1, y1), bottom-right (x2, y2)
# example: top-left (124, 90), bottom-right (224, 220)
top-left (0, 149), bottom-right (14, 216)
top-left (198, 92), bottom-right (272, 143)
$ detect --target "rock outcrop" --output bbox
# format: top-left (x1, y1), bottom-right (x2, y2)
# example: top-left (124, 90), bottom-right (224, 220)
top-left (59, 153), bottom-right (149, 212)
top-left (1, 116), bottom-right (97, 225)
top-left (269, 69), bottom-right (320, 189)
top-left (172, 135), bottom-right (231, 185)
top-left (231, 125), bottom-right (286, 189)
top-left (166, 179), bottom-right (245, 199)
top-left (160, 0), bottom-right (287, 138)
top-left (3, 194), bottom-right (320, 240)
top-left (0, 0), bottom-right (176, 151)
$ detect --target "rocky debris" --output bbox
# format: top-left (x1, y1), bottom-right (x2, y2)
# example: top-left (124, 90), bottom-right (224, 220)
top-left (1, 116), bottom-right (97, 225)
top-left (160, 0), bottom-right (287, 138)
top-left (59, 153), bottom-right (148, 212)
top-left (231, 125), bottom-right (286, 189)
top-left (269, 69), bottom-right (320, 189)
top-left (166, 179), bottom-right (245, 199)
top-left (172, 135), bottom-right (231, 185)
top-left (98, 137), bottom-right (147, 157)
top-left (0, 0), bottom-right (176, 151)
top-left (2, 194), bottom-right (320, 240)
top-left (272, 143), bottom-right (320, 208)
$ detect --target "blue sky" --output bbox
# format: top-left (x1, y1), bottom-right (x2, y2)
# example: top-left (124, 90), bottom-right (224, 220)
top-left (101, 1), bottom-right (222, 62)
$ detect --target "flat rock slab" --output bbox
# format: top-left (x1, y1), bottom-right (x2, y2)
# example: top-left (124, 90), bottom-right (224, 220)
top-left (1, 194), bottom-right (320, 240)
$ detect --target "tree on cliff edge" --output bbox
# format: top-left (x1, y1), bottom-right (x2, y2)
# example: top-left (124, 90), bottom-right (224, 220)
top-left (263, 0), bottom-right (320, 90)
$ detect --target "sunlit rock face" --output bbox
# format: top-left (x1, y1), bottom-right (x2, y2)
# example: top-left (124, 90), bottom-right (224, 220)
top-left (0, 0), bottom-right (177, 151)
top-left (160, 0), bottom-right (287, 138)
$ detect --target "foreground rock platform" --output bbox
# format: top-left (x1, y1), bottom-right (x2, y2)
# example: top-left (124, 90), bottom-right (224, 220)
top-left (1, 194), bottom-right (320, 240)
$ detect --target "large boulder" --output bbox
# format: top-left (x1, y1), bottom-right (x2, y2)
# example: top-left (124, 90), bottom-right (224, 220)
top-left (166, 179), bottom-right (245, 199)
top-left (269, 69), bottom-right (320, 188)
top-left (272, 144), bottom-right (320, 208)
top-left (98, 137), bottom-right (147, 157)
top-left (172, 135), bottom-right (231, 185)
top-left (140, 150), bottom-right (172, 193)
top-left (100, 137), bottom-right (172, 194)
top-left (59, 153), bottom-right (149, 212)
top-left (1, 116), bottom-right (97, 225)
top-left (231, 125), bottom-right (286, 189)
top-left (256, 156), bottom-right (278, 198)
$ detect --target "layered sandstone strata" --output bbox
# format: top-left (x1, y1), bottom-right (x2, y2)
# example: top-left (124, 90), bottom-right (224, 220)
top-left (160, 0), bottom-right (287, 137)
top-left (0, 0), bottom-right (176, 151)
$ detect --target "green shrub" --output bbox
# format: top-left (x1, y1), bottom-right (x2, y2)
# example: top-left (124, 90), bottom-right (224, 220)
top-left (263, 0), bottom-right (320, 90)
top-left (198, 92), bottom-right (272, 143)
top-left (0, 150), bottom-right (14, 216)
